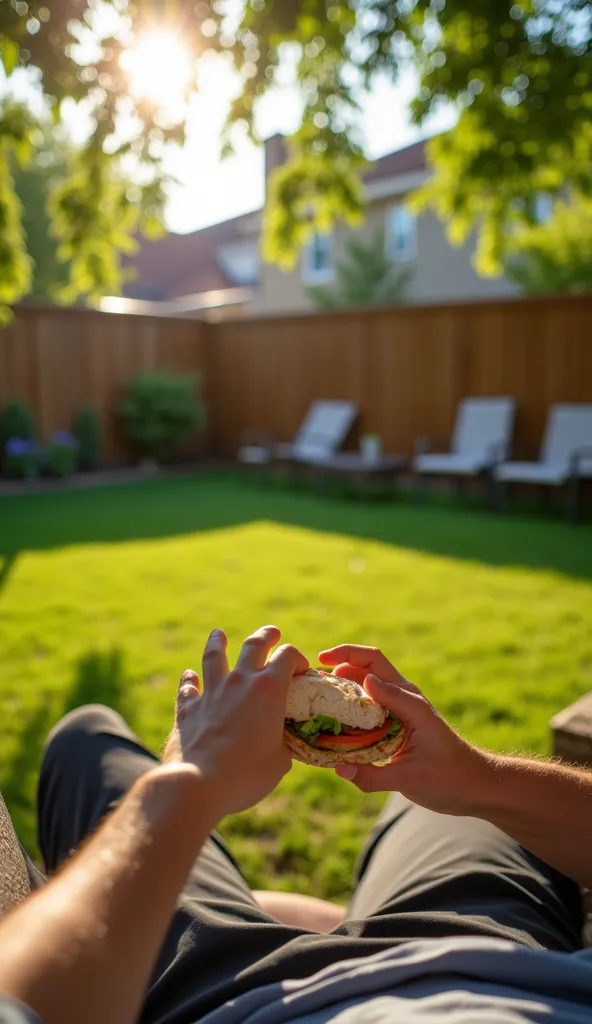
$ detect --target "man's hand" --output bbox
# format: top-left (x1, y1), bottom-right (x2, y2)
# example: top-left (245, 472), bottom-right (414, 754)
top-left (165, 625), bottom-right (309, 816)
top-left (319, 644), bottom-right (493, 816)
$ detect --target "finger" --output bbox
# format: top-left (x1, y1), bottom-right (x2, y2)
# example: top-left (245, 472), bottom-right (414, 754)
top-left (176, 669), bottom-right (201, 722)
top-left (202, 629), bottom-right (229, 690)
top-left (268, 643), bottom-right (309, 682)
top-left (331, 662), bottom-right (367, 686)
top-left (235, 625), bottom-right (281, 672)
top-left (178, 668), bottom-right (200, 699)
top-left (363, 674), bottom-right (429, 721)
top-left (335, 761), bottom-right (404, 793)
top-left (319, 645), bottom-right (404, 685)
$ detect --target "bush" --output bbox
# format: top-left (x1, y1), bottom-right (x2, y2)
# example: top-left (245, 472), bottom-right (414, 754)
top-left (4, 438), bottom-right (38, 479)
top-left (74, 406), bottom-right (101, 471)
top-left (48, 431), bottom-right (78, 479)
top-left (1, 400), bottom-right (36, 450)
top-left (119, 372), bottom-right (204, 462)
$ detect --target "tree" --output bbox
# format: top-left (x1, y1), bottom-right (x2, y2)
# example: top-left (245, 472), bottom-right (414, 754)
top-left (0, 1), bottom-right (590, 315)
top-left (11, 135), bottom-right (71, 302)
top-left (308, 229), bottom-right (413, 308)
top-left (505, 194), bottom-right (592, 294)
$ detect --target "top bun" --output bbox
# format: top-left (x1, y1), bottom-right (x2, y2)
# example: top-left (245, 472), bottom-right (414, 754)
top-left (286, 669), bottom-right (386, 731)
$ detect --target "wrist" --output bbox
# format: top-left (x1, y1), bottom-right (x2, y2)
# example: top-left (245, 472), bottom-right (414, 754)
top-left (139, 763), bottom-right (229, 836)
top-left (464, 750), bottom-right (513, 820)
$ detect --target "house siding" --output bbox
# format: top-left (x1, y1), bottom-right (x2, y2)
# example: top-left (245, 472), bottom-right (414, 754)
top-left (255, 199), bottom-right (517, 315)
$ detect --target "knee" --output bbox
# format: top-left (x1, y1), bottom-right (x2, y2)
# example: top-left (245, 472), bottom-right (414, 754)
top-left (43, 705), bottom-right (129, 764)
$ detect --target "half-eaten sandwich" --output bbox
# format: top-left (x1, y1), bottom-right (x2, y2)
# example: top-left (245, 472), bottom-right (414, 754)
top-left (284, 669), bottom-right (405, 767)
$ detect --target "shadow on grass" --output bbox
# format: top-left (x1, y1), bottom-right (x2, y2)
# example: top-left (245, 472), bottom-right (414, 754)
top-left (0, 648), bottom-right (136, 857)
top-left (0, 471), bottom-right (590, 583)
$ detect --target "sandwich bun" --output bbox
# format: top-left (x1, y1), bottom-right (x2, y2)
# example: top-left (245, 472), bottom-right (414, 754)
top-left (284, 669), bottom-right (406, 768)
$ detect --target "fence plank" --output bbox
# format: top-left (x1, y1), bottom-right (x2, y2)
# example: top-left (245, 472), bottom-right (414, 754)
top-left (0, 295), bottom-right (591, 465)
top-left (0, 306), bottom-right (206, 462)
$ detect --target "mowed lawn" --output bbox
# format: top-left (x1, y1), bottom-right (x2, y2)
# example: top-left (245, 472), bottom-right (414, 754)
top-left (1, 473), bottom-right (591, 900)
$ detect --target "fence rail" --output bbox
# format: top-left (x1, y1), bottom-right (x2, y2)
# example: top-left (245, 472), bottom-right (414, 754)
top-left (0, 295), bottom-right (591, 463)
top-left (0, 306), bottom-right (206, 462)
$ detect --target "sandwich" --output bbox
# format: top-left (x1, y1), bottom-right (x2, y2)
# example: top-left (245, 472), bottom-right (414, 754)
top-left (284, 669), bottom-right (405, 767)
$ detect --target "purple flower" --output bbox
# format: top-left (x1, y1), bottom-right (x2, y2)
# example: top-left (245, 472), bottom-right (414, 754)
top-left (5, 438), bottom-right (36, 457)
top-left (51, 430), bottom-right (78, 448)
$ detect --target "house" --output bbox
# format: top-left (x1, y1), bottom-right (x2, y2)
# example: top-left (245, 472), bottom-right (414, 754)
top-left (120, 211), bottom-right (261, 320)
top-left (121, 135), bottom-right (518, 319)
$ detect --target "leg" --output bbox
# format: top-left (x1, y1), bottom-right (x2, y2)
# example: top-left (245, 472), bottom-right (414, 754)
top-left (0, 793), bottom-right (44, 919)
top-left (37, 705), bottom-right (317, 1024)
top-left (253, 891), bottom-right (345, 932)
top-left (345, 792), bottom-right (583, 953)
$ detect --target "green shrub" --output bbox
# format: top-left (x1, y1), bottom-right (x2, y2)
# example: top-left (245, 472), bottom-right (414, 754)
top-left (3, 438), bottom-right (38, 479)
top-left (48, 431), bottom-right (78, 479)
top-left (119, 372), bottom-right (204, 462)
top-left (1, 400), bottom-right (36, 450)
top-left (74, 406), bottom-right (101, 471)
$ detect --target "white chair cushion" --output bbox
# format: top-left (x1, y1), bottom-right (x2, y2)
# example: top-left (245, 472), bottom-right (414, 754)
top-left (413, 453), bottom-right (487, 476)
top-left (237, 445), bottom-right (271, 465)
top-left (452, 397), bottom-right (515, 460)
top-left (494, 461), bottom-right (567, 486)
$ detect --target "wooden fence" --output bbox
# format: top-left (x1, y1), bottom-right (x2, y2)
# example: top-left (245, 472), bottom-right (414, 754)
top-left (0, 294), bottom-right (591, 463)
top-left (0, 306), bottom-right (206, 461)
top-left (208, 294), bottom-right (592, 456)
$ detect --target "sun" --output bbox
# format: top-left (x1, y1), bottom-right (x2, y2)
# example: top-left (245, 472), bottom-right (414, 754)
top-left (120, 30), bottom-right (194, 116)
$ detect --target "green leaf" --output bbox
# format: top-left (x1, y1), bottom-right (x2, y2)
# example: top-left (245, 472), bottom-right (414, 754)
top-left (0, 38), bottom-right (20, 77)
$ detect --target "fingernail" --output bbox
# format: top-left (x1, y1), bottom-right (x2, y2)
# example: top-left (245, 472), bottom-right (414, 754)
top-left (336, 765), bottom-right (357, 781)
top-left (181, 669), bottom-right (197, 681)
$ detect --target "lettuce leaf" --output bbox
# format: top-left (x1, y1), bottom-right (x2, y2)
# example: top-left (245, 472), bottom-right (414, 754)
top-left (387, 715), bottom-right (402, 735)
top-left (291, 715), bottom-right (342, 743)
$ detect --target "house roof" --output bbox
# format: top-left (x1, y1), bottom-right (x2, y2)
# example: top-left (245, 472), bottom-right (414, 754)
top-left (365, 138), bottom-right (427, 184)
top-left (123, 138), bottom-right (428, 303)
top-left (123, 210), bottom-right (260, 301)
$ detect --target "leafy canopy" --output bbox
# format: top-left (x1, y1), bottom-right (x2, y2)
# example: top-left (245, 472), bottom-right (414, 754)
top-left (0, 0), bottom-right (590, 312)
top-left (309, 229), bottom-right (413, 308)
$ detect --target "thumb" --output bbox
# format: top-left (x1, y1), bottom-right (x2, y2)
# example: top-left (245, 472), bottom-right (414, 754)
top-left (363, 673), bottom-right (430, 727)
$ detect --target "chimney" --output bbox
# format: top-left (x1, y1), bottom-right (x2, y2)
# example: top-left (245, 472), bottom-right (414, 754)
top-left (264, 134), bottom-right (288, 199)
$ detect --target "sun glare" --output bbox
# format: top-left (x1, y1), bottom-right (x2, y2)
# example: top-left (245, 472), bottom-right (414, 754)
top-left (120, 30), bottom-right (194, 117)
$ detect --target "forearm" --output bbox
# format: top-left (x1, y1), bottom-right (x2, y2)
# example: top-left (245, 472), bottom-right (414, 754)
top-left (474, 753), bottom-right (592, 888)
top-left (0, 764), bottom-right (222, 1024)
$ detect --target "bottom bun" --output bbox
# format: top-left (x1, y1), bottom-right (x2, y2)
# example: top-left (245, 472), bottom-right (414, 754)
top-left (284, 727), bottom-right (406, 768)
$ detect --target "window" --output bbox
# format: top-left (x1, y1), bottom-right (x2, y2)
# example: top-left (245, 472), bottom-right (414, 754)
top-left (386, 203), bottom-right (417, 262)
top-left (303, 232), bottom-right (334, 283)
top-left (533, 192), bottom-right (554, 224)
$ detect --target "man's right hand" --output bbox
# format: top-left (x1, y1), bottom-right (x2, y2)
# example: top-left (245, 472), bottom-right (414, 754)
top-left (318, 644), bottom-right (494, 817)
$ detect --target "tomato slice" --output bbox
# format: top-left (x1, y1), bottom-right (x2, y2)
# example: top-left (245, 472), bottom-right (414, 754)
top-left (315, 719), bottom-right (394, 751)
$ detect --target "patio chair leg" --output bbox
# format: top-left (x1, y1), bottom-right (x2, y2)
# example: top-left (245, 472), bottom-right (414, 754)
top-left (413, 473), bottom-right (427, 503)
top-left (538, 485), bottom-right (551, 512)
top-left (567, 476), bottom-right (580, 524)
top-left (495, 479), bottom-right (508, 514)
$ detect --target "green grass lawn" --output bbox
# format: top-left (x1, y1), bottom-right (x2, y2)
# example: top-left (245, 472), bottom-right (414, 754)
top-left (1, 473), bottom-right (591, 900)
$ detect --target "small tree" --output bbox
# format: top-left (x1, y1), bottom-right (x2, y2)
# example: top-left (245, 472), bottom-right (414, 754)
top-left (119, 373), bottom-right (204, 463)
top-left (308, 230), bottom-right (413, 310)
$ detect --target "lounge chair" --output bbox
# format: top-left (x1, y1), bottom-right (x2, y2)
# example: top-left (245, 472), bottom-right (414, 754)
top-left (494, 404), bottom-right (592, 522)
top-left (274, 400), bottom-right (358, 465)
top-left (413, 397), bottom-right (516, 502)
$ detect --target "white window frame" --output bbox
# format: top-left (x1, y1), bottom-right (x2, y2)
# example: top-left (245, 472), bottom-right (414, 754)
top-left (533, 192), bottom-right (554, 224)
top-left (302, 232), bottom-right (335, 284)
top-left (385, 203), bottom-right (417, 263)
